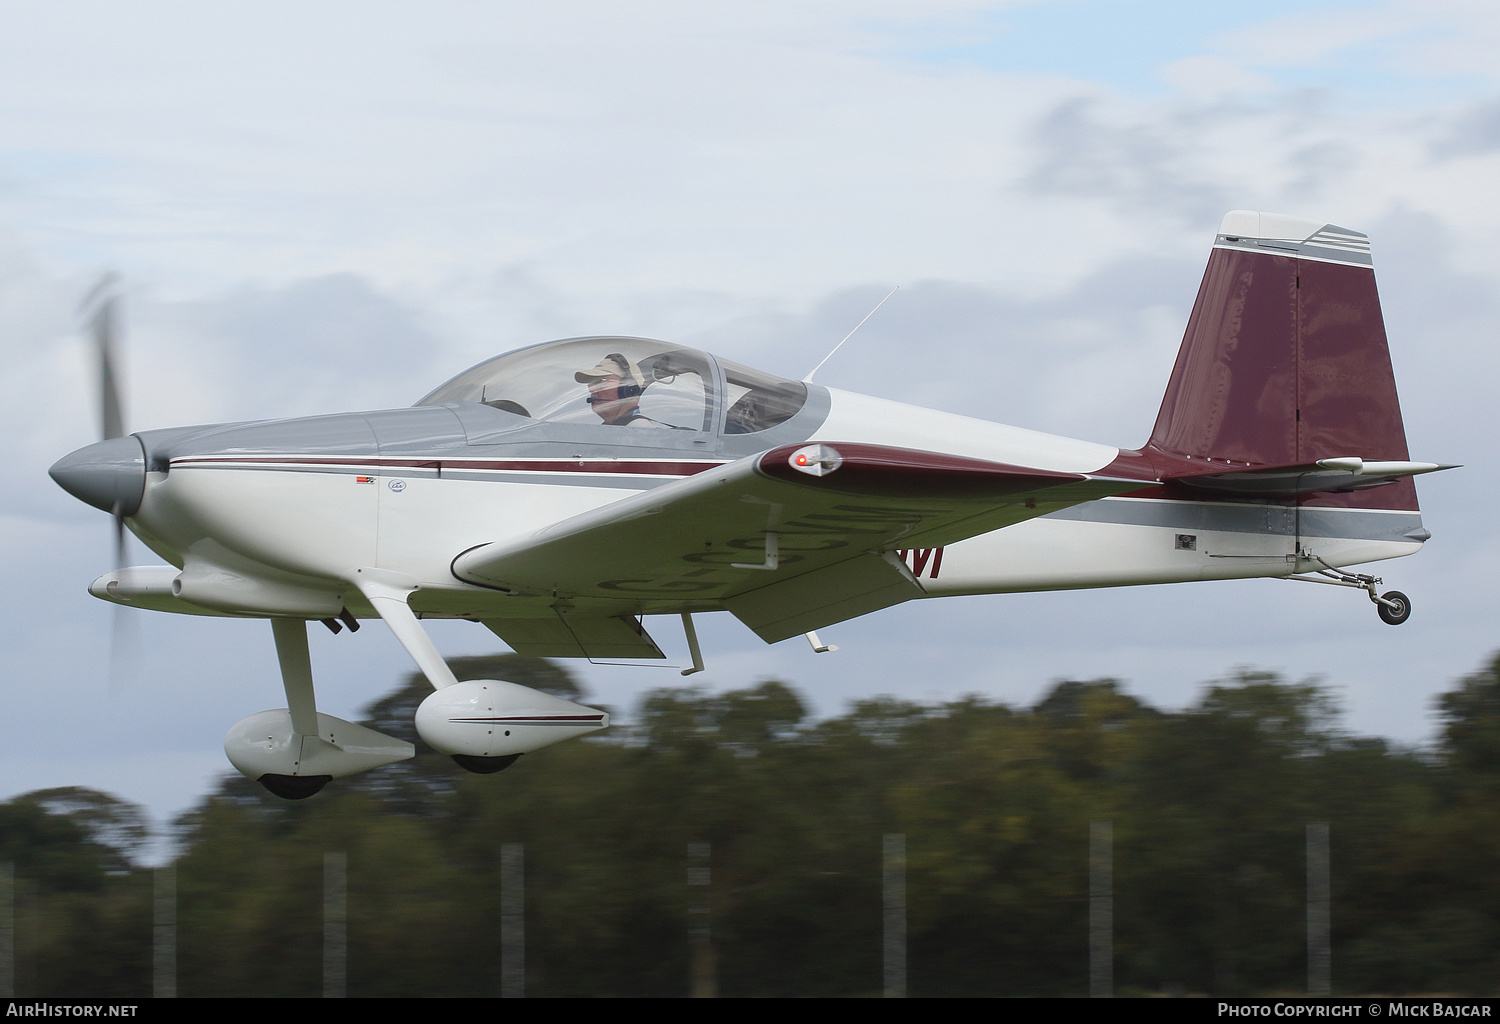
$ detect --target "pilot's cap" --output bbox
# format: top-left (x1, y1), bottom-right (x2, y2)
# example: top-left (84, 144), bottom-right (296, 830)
top-left (576, 352), bottom-right (642, 385)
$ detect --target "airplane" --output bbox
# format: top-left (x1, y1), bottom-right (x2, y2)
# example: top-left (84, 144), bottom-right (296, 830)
top-left (49, 210), bottom-right (1454, 799)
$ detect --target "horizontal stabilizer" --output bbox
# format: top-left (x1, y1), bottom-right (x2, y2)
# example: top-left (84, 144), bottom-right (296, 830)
top-left (1170, 459), bottom-right (1457, 498)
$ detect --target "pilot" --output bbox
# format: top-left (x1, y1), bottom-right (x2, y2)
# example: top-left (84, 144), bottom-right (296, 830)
top-left (576, 353), bottom-right (672, 427)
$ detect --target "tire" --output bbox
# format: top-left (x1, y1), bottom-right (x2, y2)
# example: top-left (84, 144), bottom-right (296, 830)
top-left (258, 774), bottom-right (332, 800)
top-left (1377, 590), bottom-right (1411, 626)
top-left (451, 753), bottom-right (522, 775)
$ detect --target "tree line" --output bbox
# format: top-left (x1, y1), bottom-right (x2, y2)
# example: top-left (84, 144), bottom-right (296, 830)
top-left (5, 650), bottom-right (1500, 997)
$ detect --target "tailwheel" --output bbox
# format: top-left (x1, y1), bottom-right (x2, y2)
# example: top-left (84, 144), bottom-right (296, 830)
top-left (1288, 557), bottom-right (1414, 627)
top-left (1376, 590), bottom-right (1411, 626)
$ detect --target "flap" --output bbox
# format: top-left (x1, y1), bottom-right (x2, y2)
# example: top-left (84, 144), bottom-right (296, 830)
top-left (724, 550), bottom-right (923, 643)
top-left (452, 443), bottom-right (1148, 622)
top-left (482, 611), bottom-right (666, 659)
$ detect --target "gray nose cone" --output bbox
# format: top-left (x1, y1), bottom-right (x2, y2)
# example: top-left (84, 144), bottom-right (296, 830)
top-left (49, 436), bottom-right (147, 516)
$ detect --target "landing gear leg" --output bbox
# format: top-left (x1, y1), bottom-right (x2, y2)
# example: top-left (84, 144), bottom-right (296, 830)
top-left (259, 619), bottom-right (332, 799)
top-left (1287, 558), bottom-right (1413, 626)
top-left (225, 618), bottom-right (411, 796)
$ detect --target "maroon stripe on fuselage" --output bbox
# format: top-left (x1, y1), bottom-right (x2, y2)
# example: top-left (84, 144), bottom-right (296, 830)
top-left (170, 455), bottom-right (727, 476)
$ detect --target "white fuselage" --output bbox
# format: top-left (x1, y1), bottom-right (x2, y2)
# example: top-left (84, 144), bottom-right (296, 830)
top-left (119, 386), bottom-right (1425, 624)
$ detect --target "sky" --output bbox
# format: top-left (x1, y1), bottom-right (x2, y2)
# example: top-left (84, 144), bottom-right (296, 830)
top-left (2, 0), bottom-right (1498, 837)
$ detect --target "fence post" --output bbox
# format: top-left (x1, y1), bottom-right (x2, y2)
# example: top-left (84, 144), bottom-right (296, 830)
top-left (1090, 820), bottom-right (1113, 998)
top-left (688, 841), bottom-right (715, 997)
top-left (883, 833), bottom-right (907, 998)
top-left (501, 843), bottom-right (525, 998)
top-left (324, 852), bottom-right (347, 998)
top-left (153, 863), bottom-right (176, 998)
top-left (0, 864), bottom-right (12, 998)
top-left (1307, 823), bottom-right (1331, 996)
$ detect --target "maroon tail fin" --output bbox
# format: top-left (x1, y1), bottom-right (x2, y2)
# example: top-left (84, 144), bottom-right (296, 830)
top-left (1148, 211), bottom-right (1415, 510)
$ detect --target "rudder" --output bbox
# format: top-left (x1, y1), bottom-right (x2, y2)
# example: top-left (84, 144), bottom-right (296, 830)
top-left (1148, 211), bottom-right (1415, 510)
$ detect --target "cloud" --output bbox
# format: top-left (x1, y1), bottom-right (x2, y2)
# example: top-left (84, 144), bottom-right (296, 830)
top-left (1018, 86), bottom-right (1422, 229)
top-left (1431, 97), bottom-right (1500, 158)
top-left (1157, 55), bottom-right (1274, 99)
top-left (140, 274), bottom-right (448, 424)
top-left (1023, 96), bottom-right (1237, 223)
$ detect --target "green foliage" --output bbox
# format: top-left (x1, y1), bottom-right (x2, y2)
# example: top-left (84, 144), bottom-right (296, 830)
top-left (1437, 652), bottom-right (1500, 780)
top-left (0, 789), bottom-right (152, 996)
top-left (11, 654), bottom-right (1500, 995)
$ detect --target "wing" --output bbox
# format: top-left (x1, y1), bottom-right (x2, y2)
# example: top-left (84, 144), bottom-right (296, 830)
top-left (453, 442), bottom-right (1151, 643)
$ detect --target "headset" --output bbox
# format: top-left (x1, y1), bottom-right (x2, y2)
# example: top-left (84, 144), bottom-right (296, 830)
top-left (584, 353), bottom-right (643, 404)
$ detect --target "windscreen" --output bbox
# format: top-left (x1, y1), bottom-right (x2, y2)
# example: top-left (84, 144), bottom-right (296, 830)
top-left (720, 359), bottom-right (808, 434)
top-left (418, 337), bottom-right (713, 433)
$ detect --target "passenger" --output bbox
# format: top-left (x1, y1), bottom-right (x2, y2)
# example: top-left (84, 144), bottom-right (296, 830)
top-left (575, 353), bottom-right (673, 427)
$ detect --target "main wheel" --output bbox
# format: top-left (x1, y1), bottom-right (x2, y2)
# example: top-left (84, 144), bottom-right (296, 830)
top-left (1377, 590), bottom-right (1411, 626)
top-left (258, 774), bottom-right (333, 800)
top-left (451, 753), bottom-right (522, 775)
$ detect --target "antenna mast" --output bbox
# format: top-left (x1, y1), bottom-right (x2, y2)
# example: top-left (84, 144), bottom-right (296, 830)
top-left (802, 285), bottom-right (899, 383)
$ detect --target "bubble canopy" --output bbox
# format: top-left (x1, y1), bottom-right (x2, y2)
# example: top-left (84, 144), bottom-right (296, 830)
top-left (417, 337), bottom-right (807, 435)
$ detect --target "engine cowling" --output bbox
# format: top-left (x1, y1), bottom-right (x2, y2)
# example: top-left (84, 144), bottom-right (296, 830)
top-left (415, 679), bottom-right (609, 758)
